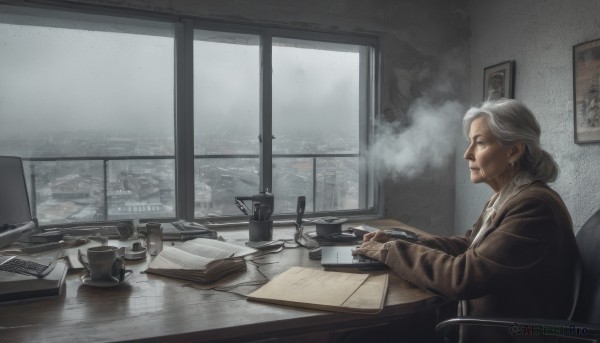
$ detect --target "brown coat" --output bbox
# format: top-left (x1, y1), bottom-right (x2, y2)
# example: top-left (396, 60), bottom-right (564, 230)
top-left (383, 181), bottom-right (579, 342)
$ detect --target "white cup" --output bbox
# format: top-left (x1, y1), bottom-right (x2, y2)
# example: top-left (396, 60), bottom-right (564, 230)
top-left (78, 246), bottom-right (125, 282)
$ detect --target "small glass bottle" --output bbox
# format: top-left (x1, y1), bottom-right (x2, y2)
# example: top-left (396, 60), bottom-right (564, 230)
top-left (132, 218), bottom-right (140, 240)
top-left (146, 222), bottom-right (163, 256)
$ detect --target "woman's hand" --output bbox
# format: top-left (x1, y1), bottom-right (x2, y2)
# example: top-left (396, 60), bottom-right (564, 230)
top-left (353, 238), bottom-right (391, 262)
top-left (363, 230), bottom-right (392, 243)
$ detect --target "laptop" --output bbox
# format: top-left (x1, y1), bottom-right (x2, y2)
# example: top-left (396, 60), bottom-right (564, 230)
top-left (0, 256), bottom-right (56, 278)
top-left (320, 245), bottom-right (387, 270)
top-left (0, 156), bottom-right (36, 249)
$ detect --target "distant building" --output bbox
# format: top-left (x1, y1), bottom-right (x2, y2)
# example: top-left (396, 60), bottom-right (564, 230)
top-left (108, 201), bottom-right (173, 220)
top-left (320, 170), bottom-right (338, 211)
top-left (50, 174), bottom-right (94, 200)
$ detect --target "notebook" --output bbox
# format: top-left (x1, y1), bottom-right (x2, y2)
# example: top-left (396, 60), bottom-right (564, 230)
top-left (320, 245), bottom-right (387, 270)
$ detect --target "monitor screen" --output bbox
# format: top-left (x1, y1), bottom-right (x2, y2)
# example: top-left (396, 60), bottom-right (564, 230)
top-left (0, 156), bottom-right (32, 225)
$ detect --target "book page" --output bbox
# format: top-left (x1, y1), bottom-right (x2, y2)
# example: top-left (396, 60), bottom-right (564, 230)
top-left (147, 258), bottom-right (247, 284)
top-left (148, 247), bottom-right (214, 270)
top-left (177, 241), bottom-right (235, 259)
top-left (178, 238), bottom-right (257, 258)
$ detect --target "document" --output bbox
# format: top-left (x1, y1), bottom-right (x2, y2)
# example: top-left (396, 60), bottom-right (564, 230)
top-left (145, 238), bottom-right (257, 284)
top-left (247, 266), bottom-right (388, 314)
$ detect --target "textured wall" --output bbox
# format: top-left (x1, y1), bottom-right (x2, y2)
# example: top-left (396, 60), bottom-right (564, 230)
top-left (456, 0), bottom-right (600, 233)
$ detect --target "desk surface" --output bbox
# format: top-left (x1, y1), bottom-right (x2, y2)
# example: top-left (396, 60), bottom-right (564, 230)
top-left (0, 219), bottom-right (441, 342)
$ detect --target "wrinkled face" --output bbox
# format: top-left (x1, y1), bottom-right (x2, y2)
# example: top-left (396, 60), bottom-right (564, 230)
top-left (464, 116), bottom-right (514, 192)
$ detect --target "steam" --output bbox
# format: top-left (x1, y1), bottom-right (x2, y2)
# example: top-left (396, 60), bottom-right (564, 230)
top-left (373, 54), bottom-right (466, 180)
top-left (373, 99), bottom-right (464, 179)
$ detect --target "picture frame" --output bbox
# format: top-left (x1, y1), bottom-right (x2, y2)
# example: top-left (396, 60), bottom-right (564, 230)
top-left (483, 61), bottom-right (515, 101)
top-left (573, 38), bottom-right (600, 144)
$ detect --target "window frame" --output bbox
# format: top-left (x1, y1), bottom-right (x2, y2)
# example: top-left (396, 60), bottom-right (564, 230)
top-left (187, 20), bottom-right (381, 222)
top-left (2, 3), bottom-right (382, 226)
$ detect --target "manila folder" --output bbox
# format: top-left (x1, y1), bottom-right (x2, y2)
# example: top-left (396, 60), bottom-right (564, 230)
top-left (247, 266), bottom-right (388, 314)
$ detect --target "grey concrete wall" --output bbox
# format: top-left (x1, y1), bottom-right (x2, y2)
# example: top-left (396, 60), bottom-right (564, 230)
top-left (12, 0), bottom-right (469, 234)
top-left (456, 0), bottom-right (600, 233)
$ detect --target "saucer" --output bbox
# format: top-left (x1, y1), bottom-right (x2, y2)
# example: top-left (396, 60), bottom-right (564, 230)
top-left (123, 247), bottom-right (147, 260)
top-left (116, 245), bottom-right (147, 260)
top-left (80, 270), bottom-right (134, 288)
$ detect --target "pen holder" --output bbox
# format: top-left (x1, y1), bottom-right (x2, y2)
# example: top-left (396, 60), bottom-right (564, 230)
top-left (248, 219), bottom-right (273, 242)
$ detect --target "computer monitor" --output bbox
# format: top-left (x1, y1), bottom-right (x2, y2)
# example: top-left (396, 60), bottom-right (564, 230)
top-left (0, 156), bottom-right (32, 225)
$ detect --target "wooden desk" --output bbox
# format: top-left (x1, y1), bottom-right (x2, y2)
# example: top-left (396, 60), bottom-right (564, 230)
top-left (0, 220), bottom-right (444, 343)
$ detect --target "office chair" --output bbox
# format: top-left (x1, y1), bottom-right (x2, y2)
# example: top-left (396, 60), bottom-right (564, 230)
top-left (436, 209), bottom-right (600, 342)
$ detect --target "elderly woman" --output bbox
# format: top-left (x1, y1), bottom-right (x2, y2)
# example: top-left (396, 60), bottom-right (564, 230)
top-left (355, 99), bottom-right (579, 342)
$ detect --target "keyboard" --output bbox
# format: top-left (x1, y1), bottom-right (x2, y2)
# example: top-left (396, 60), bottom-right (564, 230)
top-left (0, 257), bottom-right (55, 278)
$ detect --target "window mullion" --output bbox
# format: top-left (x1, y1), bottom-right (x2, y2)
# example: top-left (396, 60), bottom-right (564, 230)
top-left (175, 18), bottom-right (195, 220)
top-left (358, 47), bottom-right (367, 210)
top-left (259, 32), bottom-right (273, 193)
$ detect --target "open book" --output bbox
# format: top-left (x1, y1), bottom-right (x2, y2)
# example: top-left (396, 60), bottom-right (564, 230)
top-left (145, 238), bottom-right (257, 284)
top-left (247, 266), bottom-right (389, 314)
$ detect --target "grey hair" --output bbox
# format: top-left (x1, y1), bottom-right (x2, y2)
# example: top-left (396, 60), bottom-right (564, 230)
top-left (463, 98), bottom-right (559, 183)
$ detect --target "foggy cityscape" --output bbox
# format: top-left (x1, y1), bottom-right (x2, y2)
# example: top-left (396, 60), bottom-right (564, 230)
top-left (0, 130), bottom-right (360, 225)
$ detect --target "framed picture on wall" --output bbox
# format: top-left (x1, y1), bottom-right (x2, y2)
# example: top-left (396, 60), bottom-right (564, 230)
top-left (573, 38), bottom-right (600, 144)
top-left (483, 61), bottom-right (515, 101)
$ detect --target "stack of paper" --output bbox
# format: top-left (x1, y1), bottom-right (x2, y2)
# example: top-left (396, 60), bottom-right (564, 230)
top-left (247, 266), bottom-right (388, 314)
top-left (145, 238), bottom-right (257, 284)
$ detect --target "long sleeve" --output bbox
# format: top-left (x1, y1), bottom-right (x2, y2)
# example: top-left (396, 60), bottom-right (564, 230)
top-left (382, 192), bottom-right (570, 301)
top-left (417, 232), bottom-right (472, 257)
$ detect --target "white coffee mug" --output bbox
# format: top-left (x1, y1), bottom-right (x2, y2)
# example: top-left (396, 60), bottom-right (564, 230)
top-left (78, 246), bottom-right (125, 282)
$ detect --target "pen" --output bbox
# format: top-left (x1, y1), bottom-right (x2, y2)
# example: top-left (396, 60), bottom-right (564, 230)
top-left (258, 204), bottom-right (270, 221)
top-left (295, 196), bottom-right (305, 228)
top-left (234, 200), bottom-right (251, 217)
top-left (253, 203), bottom-right (260, 221)
top-left (239, 200), bottom-right (253, 216)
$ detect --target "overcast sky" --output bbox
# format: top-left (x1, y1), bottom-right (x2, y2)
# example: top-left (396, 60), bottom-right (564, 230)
top-left (0, 22), bottom-right (174, 137)
top-left (0, 12), bottom-right (360, 156)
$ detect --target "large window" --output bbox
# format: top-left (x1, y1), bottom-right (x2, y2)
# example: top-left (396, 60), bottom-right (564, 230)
top-left (192, 28), bottom-right (377, 219)
top-left (0, 4), bottom-right (378, 226)
top-left (0, 6), bottom-right (175, 225)
top-left (272, 38), bottom-right (364, 214)
top-left (193, 30), bottom-right (260, 217)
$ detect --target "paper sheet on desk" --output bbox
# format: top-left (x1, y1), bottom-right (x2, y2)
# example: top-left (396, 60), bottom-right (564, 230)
top-left (247, 266), bottom-right (388, 314)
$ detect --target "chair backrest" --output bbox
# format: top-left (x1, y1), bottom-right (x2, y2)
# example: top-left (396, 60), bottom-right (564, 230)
top-left (572, 209), bottom-right (600, 324)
